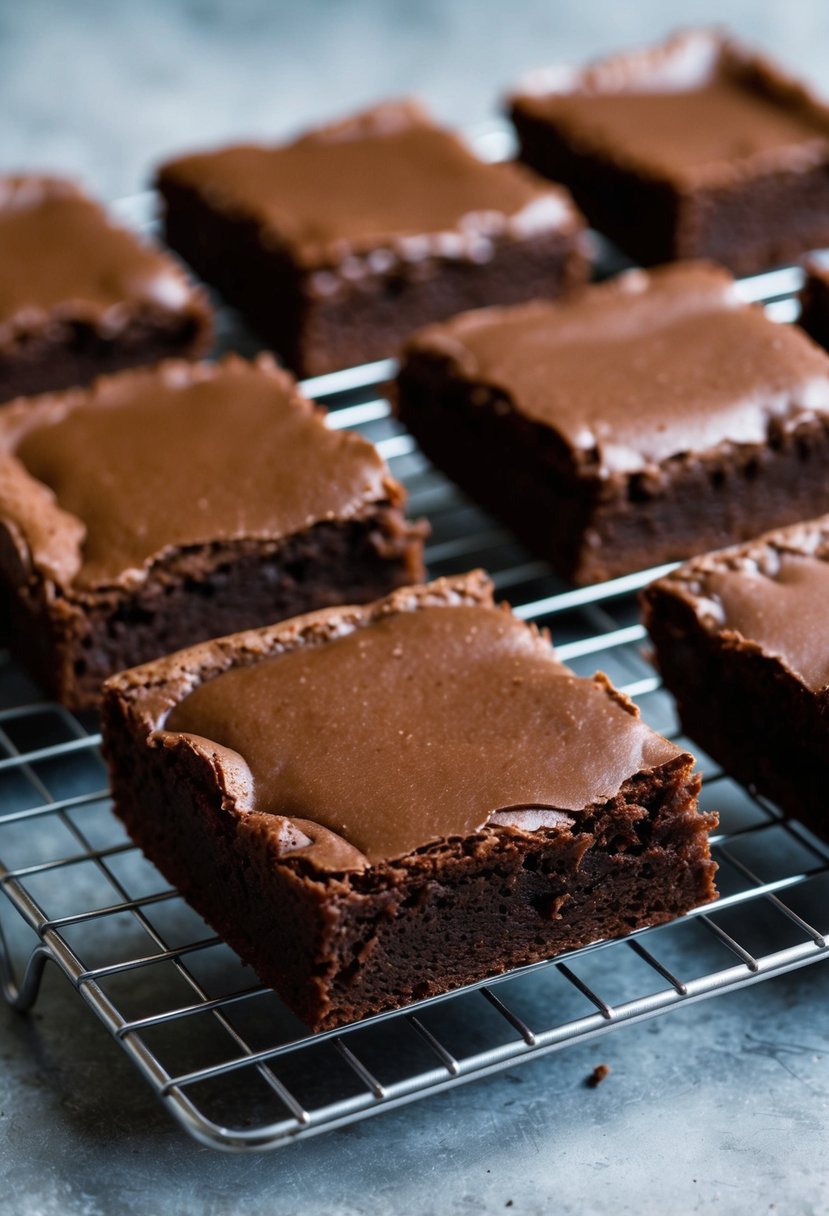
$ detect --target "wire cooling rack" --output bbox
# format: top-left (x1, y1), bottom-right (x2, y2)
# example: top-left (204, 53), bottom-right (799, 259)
top-left (1, 131), bottom-right (829, 1151)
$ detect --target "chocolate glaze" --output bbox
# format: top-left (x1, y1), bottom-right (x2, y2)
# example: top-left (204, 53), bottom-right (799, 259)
top-left (405, 262), bottom-right (829, 475)
top-left (511, 28), bottom-right (829, 188)
top-left (1, 355), bottom-right (397, 589)
top-left (0, 177), bottom-right (203, 342)
top-left (158, 100), bottom-right (581, 270)
top-left (165, 598), bottom-right (682, 866)
top-left (653, 517), bottom-right (829, 692)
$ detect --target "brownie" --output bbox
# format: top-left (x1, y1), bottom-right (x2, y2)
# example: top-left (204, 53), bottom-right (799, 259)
top-left (101, 571), bottom-right (717, 1032)
top-left (509, 28), bottom-right (829, 275)
top-left (0, 354), bottom-right (424, 710)
top-left (156, 100), bottom-right (588, 378)
top-left (643, 517), bottom-right (829, 841)
top-left (799, 257), bottom-right (829, 350)
top-left (0, 176), bottom-right (212, 403)
top-left (396, 261), bottom-right (829, 585)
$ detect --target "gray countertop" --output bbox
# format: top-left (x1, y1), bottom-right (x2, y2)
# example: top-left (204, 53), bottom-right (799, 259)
top-left (1, 1), bottom-right (828, 1212)
top-left (1, 959), bottom-right (827, 1214)
top-left (3, 0), bottom-right (828, 200)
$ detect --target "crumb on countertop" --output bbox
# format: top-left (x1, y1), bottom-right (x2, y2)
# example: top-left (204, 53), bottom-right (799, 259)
top-left (585, 1063), bottom-right (611, 1088)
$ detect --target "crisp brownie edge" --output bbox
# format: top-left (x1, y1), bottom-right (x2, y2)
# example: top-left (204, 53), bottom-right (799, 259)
top-left (642, 557), bottom-right (829, 840)
top-left (1, 510), bottom-right (424, 711)
top-left (0, 306), bottom-right (213, 405)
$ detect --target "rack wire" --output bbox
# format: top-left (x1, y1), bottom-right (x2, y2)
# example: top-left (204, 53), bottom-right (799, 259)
top-left (1, 130), bottom-right (828, 1151)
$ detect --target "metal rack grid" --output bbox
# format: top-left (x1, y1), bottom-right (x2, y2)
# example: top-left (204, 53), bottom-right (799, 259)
top-left (1, 156), bottom-right (829, 1151)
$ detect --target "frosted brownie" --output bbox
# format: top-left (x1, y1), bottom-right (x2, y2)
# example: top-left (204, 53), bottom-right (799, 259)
top-left (396, 262), bottom-right (829, 584)
top-left (101, 572), bottom-right (717, 1031)
top-left (157, 100), bottom-right (588, 377)
top-left (0, 176), bottom-right (211, 403)
top-left (509, 29), bottom-right (829, 274)
top-left (643, 516), bottom-right (829, 839)
top-left (0, 355), bottom-right (423, 709)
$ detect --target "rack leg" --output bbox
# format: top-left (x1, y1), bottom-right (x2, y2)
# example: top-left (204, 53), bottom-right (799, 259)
top-left (0, 930), bottom-right (51, 1013)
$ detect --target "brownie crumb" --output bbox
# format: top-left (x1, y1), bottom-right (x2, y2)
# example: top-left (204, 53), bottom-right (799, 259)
top-left (585, 1063), bottom-right (611, 1088)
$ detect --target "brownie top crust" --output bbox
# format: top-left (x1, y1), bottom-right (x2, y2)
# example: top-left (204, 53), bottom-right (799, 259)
top-left (0, 176), bottom-right (203, 342)
top-left (646, 516), bottom-right (829, 691)
top-left (161, 577), bottom-right (683, 867)
top-left (157, 100), bottom-right (582, 270)
top-left (403, 261), bottom-right (829, 475)
top-left (0, 354), bottom-right (399, 591)
top-left (510, 28), bottom-right (829, 188)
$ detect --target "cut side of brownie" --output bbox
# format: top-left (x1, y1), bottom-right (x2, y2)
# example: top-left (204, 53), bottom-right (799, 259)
top-left (101, 572), bottom-right (717, 1032)
top-left (396, 261), bottom-right (829, 584)
top-left (157, 99), bottom-right (588, 377)
top-left (643, 517), bottom-right (829, 841)
top-left (0, 354), bottom-right (424, 709)
top-left (509, 28), bottom-right (829, 274)
top-left (0, 176), bottom-right (212, 403)
top-left (799, 257), bottom-right (829, 352)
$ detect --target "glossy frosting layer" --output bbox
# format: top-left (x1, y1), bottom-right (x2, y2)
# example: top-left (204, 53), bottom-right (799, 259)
top-left (5, 356), bottom-right (393, 588)
top-left (408, 262), bottom-right (829, 474)
top-left (512, 29), bottom-right (829, 187)
top-left (166, 602), bottom-right (682, 865)
top-left (160, 100), bottom-right (579, 267)
top-left (0, 177), bottom-right (198, 338)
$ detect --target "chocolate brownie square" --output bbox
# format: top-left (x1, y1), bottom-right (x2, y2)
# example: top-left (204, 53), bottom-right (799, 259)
top-left (157, 100), bottom-right (588, 377)
top-left (0, 176), bottom-right (212, 403)
top-left (0, 355), bottom-right (424, 709)
top-left (396, 261), bottom-right (829, 584)
top-left (101, 571), bottom-right (717, 1032)
top-left (509, 28), bottom-right (829, 275)
top-left (643, 516), bottom-right (829, 841)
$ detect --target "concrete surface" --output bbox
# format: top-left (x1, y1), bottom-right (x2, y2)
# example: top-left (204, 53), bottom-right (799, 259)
top-left (0, 960), bottom-right (826, 1214)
